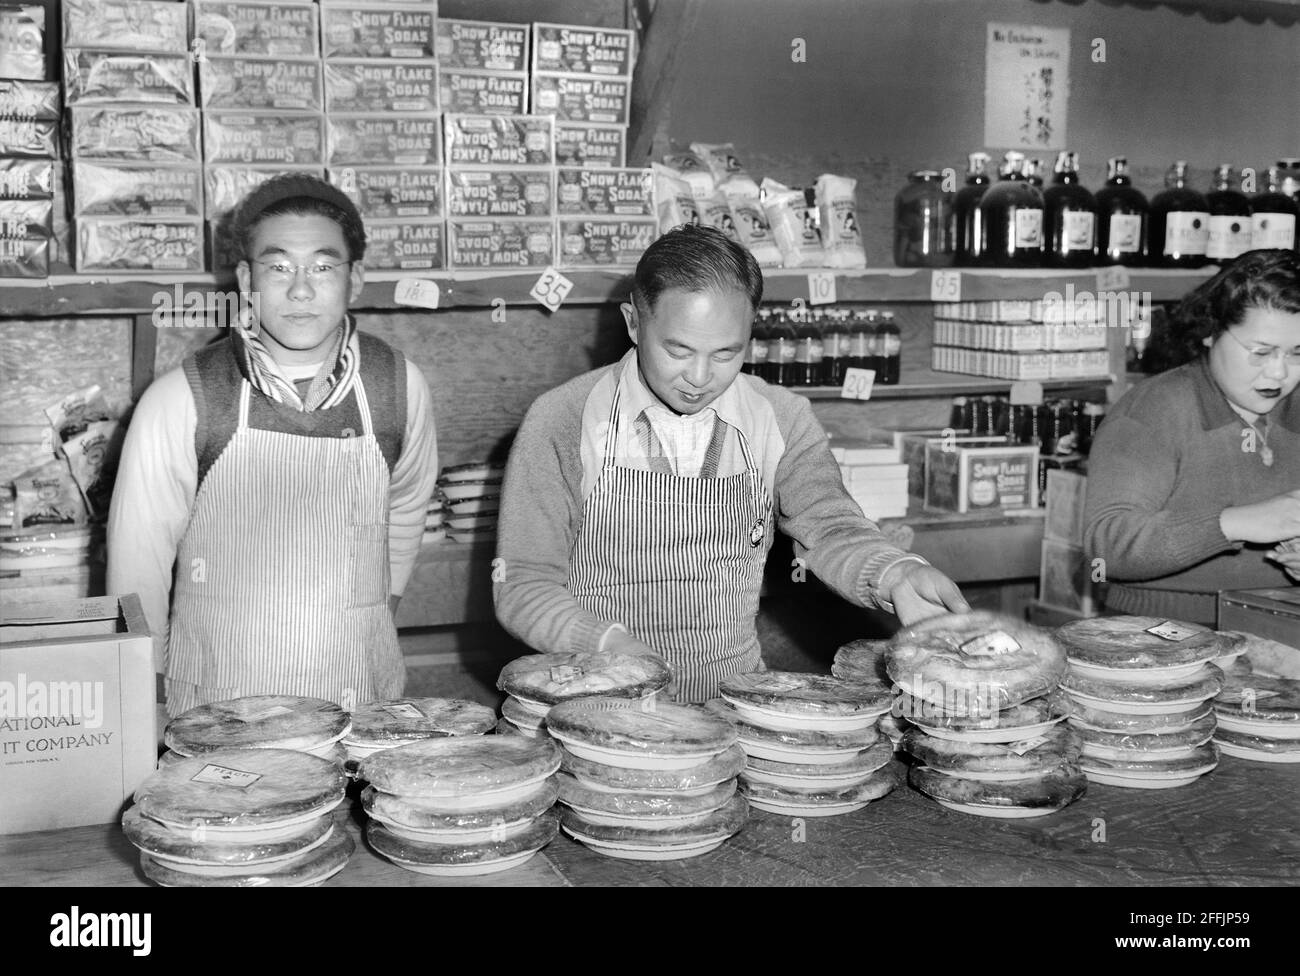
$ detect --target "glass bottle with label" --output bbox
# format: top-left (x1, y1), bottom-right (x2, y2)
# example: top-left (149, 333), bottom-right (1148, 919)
top-left (745, 308), bottom-right (770, 379)
top-left (1044, 150), bottom-right (1096, 268)
top-left (893, 170), bottom-right (955, 267)
top-left (767, 310), bottom-right (797, 386)
top-left (1149, 161), bottom-right (1210, 268)
top-left (877, 310), bottom-right (901, 385)
top-left (1205, 165), bottom-right (1253, 263)
top-left (979, 150), bottom-right (1045, 267)
top-left (821, 309), bottom-right (849, 386)
top-left (847, 310), bottom-right (872, 375)
top-left (1094, 156), bottom-right (1148, 266)
top-left (863, 309), bottom-right (883, 377)
top-left (1250, 167), bottom-right (1300, 252)
top-left (954, 152), bottom-right (992, 266)
top-left (794, 309), bottom-right (824, 387)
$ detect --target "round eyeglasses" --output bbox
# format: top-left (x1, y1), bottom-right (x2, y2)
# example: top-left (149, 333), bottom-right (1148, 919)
top-left (1220, 328), bottom-right (1300, 367)
top-left (251, 259), bottom-right (351, 284)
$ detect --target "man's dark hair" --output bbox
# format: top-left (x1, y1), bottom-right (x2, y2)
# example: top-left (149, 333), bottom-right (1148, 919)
top-left (631, 224), bottom-right (763, 314)
top-left (234, 173), bottom-right (367, 263)
top-left (1160, 248), bottom-right (1300, 366)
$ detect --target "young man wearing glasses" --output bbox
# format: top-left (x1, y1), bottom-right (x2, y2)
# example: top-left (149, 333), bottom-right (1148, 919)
top-left (108, 174), bottom-right (438, 715)
top-left (1085, 249), bottom-right (1300, 626)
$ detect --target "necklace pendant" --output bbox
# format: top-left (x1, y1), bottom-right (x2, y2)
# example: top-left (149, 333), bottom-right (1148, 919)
top-left (1261, 444), bottom-right (1274, 467)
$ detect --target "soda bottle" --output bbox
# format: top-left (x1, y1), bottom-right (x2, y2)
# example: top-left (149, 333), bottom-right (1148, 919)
top-left (979, 150), bottom-right (1045, 267)
top-left (1206, 165), bottom-right (1253, 262)
top-left (954, 152), bottom-right (992, 266)
top-left (794, 309), bottom-right (825, 386)
top-left (1250, 166), bottom-right (1300, 251)
top-left (877, 310), bottom-right (901, 385)
top-left (744, 308), bottom-right (770, 379)
top-left (821, 309), bottom-right (849, 386)
top-left (767, 309), bottom-right (797, 386)
top-left (1044, 150), bottom-right (1097, 268)
top-left (847, 310), bottom-right (872, 374)
top-left (1094, 156), bottom-right (1148, 266)
top-left (1149, 161), bottom-right (1210, 268)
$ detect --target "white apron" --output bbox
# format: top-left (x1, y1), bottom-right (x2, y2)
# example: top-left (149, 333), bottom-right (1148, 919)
top-left (165, 377), bottom-right (403, 716)
top-left (567, 385), bottom-right (773, 703)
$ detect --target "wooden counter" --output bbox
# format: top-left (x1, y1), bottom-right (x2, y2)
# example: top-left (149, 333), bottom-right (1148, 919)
top-left (3, 755), bottom-right (1295, 888)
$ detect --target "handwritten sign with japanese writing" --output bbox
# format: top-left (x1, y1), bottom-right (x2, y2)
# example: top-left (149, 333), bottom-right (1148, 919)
top-left (984, 23), bottom-right (1070, 150)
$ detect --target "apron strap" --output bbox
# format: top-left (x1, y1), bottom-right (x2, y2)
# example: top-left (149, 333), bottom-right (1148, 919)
top-left (353, 375), bottom-right (374, 440)
top-left (237, 379), bottom-right (252, 431)
top-left (602, 384), bottom-right (623, 468)
top-left (698, 415), bottom-right (728, 479)
top-left (735, 427), bottom-right (770, 548)
top-left (633, 413), bottom-right (675, 476)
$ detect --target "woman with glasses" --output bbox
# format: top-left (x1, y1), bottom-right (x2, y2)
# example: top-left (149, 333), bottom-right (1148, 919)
top-left (1084, 249), bottom-right (1300, 626)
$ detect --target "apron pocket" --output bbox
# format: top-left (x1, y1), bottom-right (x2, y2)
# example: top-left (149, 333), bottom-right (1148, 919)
top-left (349, 523), bottom-right (390, 609)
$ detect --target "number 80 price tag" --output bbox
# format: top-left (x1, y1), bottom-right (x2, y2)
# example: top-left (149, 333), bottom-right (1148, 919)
top-left (531, 266), bottom-right (575, 312)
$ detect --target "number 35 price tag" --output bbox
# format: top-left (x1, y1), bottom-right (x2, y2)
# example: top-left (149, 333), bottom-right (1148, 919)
top-left (841, 367), bottom-right (875, 400)
top-left (531, 266), bottom-right (575, 312)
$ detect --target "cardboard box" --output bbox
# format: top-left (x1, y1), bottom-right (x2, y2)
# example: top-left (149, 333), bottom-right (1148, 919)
top-left (448, 217), bottom-right (554, 270)
top-left (439, 68), bottom-right (528, 115)
top-left (0, 594), bottom-right (156, 834)
top-left (1038, 539), bottom-right (1101, 617)
top-left (555, 166), bottom-right (652, 216)
top-left (1044, 468), bottom-right (1087, 544)
top-left (925, 442), bottom-right (1039, 513)
top-left (897, 431), bottom-right (996, 500)
top-left (63, 0), bottom-right (189, 52)
top-left (203, 111), bottom-right (324, 166)
top-left (435, 18), bottom-right (529, 72)
top-left (63, 49), bottom-right (195, 105)
top-left (557, 216), bottom-right (655, 268)
top-left (328, 165), bottom-right (442, 219)
top-left (72, 161), bottom-right (203, 218)
top-left (75, 216), bottom-right (204, 273)
top-left (1218, 588), bottom-right (1300, 646)
top-left (531, 23), bottom-right (634, 76)
top-left (199, 56), bottom-right (322, 111)
top-left (443, 113), bottom-right (554, 168)
top-left (205, 164), bottom-right (323, 219)
top-left (69, 105), bottom-right (202, 163)
top-left (446, 168), bottom-right (553, 218)
top-left (321, 5), bottom-right (436, 59)
top-left (192, 0), bottom-right (320, 57)
top-left (554, 122), bottom-right (625, 168)
top-left (531, 72), bottom-right (629, 124)
top-left (323, 59), bottom-right (439, 114)
top-left (364, 218), bottom-right (445, 270)
top-left (326, 114), bottom-right (439, 166)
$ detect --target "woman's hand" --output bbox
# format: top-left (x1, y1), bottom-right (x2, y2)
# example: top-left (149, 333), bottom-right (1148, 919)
top-left (1220, 490), bottom-right (1300, 544)
top-left (1266, 546), bottom-right (1300, 582)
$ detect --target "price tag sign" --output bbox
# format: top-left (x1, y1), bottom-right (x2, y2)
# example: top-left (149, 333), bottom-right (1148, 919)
top-left (807, 272), bottom-right (837, 306)
top-left (531, 266), bottom-right (575, 312)
top-left (1009, 380), bottom-right (1045, 406)
top-left (393, 278), bottom-right (441, 310)
top-left (191, 764), bottom-right (262, 788)
top-left (1146, 621), bottom-right (1205, 642)
top-left (1095, 265), bottom-right (1131, 292)
top-left (930, 269), bottom-right (961, 302)
top-left (840, 367), bottom-right (875, 400)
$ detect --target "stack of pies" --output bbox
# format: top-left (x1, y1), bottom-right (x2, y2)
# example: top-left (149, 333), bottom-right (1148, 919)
top-left (886, 612), bottom-right (1084, 818)
top-left (342, 698), bottom-right (496, 765)
top-left (1057, 616), bottom-right (1232, 788)
top-left (495, 651), bottom-right (673, 739)
top-left (424, 496), bottom-right (446, 544)
top-left (437, 462), bottom-right (504, 544)
top-left (162, 696), bottom-right (352, 768)
top-left (832, 638), bottom-right (909, 747)
top-left (706, 672), bottom-right (897, 817)
top-left (359, 736), bottom-right (562, 876)
top-left (123, 748), bottom-right (351, 886)
top-left (547, 697), bottom-right (748, 859)
top-left (1213, 665), bottom-right (1300, 763)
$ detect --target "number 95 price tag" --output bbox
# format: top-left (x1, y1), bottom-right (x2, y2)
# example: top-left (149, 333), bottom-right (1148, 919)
top-left (841, 367), bottom-right (875, 400)
top-left (531, 266), bottom-right (575, 312)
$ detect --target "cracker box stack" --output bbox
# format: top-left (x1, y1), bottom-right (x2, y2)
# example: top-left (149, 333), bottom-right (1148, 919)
top-left (932, 300), bottom-right (1109, 381)
top-left (63, 0), bottom-right (204, 273)
top-left (530, 22), bottom-right (651, 272)
top-left (192, 0), bottom-right (326, 270)
top-left (829, 434), bottom-right (909, 521)
top-left (323, 0), bottom-right (443, 271)
top-left (439, 18), bottom-right (553, 271)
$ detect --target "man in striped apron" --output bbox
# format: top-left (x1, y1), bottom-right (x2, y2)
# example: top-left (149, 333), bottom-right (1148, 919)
top-left (495, 225), bottom-right (968, 702)
top-left (108, 175), bottom-right (438, 716)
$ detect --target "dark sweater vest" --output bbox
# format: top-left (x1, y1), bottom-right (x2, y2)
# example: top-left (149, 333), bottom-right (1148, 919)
top-left (183, 332), bottom-right (407, 491)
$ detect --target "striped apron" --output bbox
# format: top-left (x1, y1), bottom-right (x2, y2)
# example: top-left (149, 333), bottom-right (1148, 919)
top-left (164, 377), bottom-right (404, 716)
top-left (567, 385), bottom-right (773, 703)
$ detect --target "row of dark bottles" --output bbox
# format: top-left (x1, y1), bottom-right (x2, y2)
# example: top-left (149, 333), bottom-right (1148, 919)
top-left (896, 152), bottom-right (1300, 268)
top-left (742, 307), bottom-right (901, 387)
top-left (951, 394), bottom-right (1106, 455)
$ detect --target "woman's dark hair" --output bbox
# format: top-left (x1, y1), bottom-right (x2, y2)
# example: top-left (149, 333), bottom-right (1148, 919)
top-left (631, 224), bottom-right (763, 314)
top-left (1162, 249), bottom-right (1300, 366)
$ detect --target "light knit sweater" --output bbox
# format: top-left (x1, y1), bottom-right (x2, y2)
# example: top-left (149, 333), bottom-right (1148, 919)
top-left (1083, 357), bottom-right (1300, 625)
top-left (493, 352), bottom-right (921, 656)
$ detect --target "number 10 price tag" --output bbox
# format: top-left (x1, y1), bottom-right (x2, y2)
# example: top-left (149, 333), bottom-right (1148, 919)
top-left (807, 272), bottom-right (837, 306)
top-left (531, 266), bottom-right (575, 312)
top-left (841, 367), bottom-right (875, 400)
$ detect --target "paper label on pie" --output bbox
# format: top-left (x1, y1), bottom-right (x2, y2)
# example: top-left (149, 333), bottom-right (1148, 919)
top-left (1005, 735), bottom-right (1051, 756)
top-left (1146, 621), bottom-right (1203, 642)
top-left (959, 631), bottom-right (1022, 657)
top-left (550, 665), bottom-right (584, 684)
top-left (381, 703), bottom-right (426, 721)
top-left (190, 763), bottom-right (262, 788)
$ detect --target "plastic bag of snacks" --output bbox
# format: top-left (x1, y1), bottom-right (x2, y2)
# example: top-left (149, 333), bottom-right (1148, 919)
top-left (720, 183), bottom-right (783, 267)
top-left (760, 177), bottom-right (825, 268)
top-left (697, 190), bottom-right (741, 242)
top-left (13, 459), bottom-right (88, 529)
top-left (652, 162), bottom-right (701, 234)
top-left (62, 420), bottom-right (124, 518)
top-left (815, 173), bottom-right (867, 269)
top-left (690, 142), bottom-right (760, 198)
top-left (44, 385), bottom-right (113, 442)
top-left (660, 149), bottom-right (715, 199)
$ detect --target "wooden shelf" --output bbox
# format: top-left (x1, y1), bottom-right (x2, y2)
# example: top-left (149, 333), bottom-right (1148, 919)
top-left (793, 373), bottom-right (1114, 400)
top-left (1, 266), bottom-right (1216, 318)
